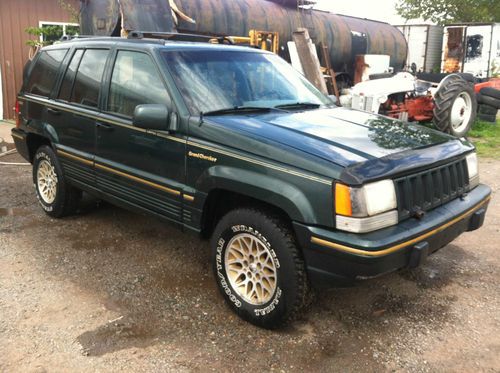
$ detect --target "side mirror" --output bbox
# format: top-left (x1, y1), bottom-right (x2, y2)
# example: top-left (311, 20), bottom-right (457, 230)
top-left (133, 104), bottom-right (169, 130)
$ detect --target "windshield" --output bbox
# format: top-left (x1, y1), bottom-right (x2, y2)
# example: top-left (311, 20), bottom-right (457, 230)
top-left (161, 49), bottom-right (332, 114)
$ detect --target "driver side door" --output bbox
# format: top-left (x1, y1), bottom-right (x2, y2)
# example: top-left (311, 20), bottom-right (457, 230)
top-left (96, 49), bottom-right (186, 223)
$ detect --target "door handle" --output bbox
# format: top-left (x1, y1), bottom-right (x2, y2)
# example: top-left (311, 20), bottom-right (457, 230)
top-left (96, 121), bottom-right (114, 131)
top-left (47, 108), bottom-right (61, 116)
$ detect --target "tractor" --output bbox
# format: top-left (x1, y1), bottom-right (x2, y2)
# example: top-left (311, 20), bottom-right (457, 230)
top-left (340, 72), bottom-right (487, 138)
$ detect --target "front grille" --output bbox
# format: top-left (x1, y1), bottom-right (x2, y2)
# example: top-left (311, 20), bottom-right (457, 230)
top-left (394, 158), bottom-right (469, 220)
top-left (352, 95), bottom-right (374, 112)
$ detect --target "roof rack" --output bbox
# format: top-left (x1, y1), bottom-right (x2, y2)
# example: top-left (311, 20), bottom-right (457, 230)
top-left (127, 31), bottom-right (234, 44)
top-left (59, 34), bottom-right (95, 41)
top-left (57, 31), bottom-right (236, 45)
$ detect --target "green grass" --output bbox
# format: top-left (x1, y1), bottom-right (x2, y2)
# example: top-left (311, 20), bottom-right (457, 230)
top-left (468, 119), bottom-right (500, 159)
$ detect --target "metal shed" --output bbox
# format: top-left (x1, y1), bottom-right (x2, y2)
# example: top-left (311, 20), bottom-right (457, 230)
top-left (442, 23), bottom-right (500, 78)
top-left (396, 24), bottom-right (444, 73)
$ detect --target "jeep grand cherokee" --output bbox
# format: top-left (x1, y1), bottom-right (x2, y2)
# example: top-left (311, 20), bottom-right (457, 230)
top-left (12, 36), bottom-right (491, 328)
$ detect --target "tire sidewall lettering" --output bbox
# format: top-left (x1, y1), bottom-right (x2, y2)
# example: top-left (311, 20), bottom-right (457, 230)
top-left (34, 150), bottom-right (57, 212)
top-left (215, 224), bottom-right (283, 317)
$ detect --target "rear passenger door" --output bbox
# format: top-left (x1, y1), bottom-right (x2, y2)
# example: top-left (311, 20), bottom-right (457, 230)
top-left (21, 48), bottom-right (68, 145)
top-left (96, 49), bottom-right (186, 223)
top-left (51, 48), bottom-right (110, 190)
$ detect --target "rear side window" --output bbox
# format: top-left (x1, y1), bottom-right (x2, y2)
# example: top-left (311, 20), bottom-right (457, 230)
top-left (70, 49), bottom-right (108, 108)
top-left (58, 49), bottom-right (84, 101)
top-left (108, 51), bottom-right (169, 117)
top-left (25, 49), bottom-right (68, 97)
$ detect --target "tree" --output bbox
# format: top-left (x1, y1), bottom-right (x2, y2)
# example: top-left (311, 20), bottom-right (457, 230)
top-left (396, 0), bottom-right (500, 25)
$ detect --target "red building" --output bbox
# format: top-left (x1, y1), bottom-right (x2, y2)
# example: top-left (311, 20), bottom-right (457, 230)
top-left (0, 0), bottom-right (79, 119)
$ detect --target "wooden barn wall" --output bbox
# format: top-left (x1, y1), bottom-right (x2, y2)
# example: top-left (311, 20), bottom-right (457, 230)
top-left (0, 0), bottom-right (79, 119)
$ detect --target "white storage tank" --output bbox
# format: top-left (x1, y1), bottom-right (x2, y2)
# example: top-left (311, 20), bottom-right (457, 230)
top-left (396, 24), bottom-right (444, 73)
top-left (442, 23), bottom-right (500, 78)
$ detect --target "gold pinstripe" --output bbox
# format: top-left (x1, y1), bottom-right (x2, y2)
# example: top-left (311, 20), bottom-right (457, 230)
top-left (94, 163), bottom-right (181, 196)
top-left (11, 132), bottom-right (24, 140)
top-left (57, 148), bottom-right (180, 196)
top-left (57, 150), bottom-right (94, 166)
top-left (187, 141), bottom-right (332, 185)
top-left (311, 196), bottom-right (491, 257)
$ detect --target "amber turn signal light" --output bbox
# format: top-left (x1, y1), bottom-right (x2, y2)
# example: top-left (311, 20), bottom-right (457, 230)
top-left (335, 183), bottom-right (352, 216)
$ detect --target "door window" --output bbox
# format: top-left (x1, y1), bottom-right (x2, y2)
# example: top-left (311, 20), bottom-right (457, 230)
top-left (70, 49), bottom-right (108, 108)
top-left (25, 49), bottom-right (68, 97)
top-left (58, 49), bottom-right (84, 101)
top-left (108, 51), bottom-right (169, 117)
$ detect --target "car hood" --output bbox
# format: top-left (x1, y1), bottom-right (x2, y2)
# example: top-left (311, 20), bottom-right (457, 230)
top-left (210, 108), bottom-right (458, 159)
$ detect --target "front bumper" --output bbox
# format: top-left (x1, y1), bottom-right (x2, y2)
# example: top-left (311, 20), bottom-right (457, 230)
top-left (293, 184), bottom-right (491, 285)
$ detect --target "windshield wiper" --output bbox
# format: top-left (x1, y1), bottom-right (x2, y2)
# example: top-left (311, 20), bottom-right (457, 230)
top-left (202, 106), bottom-right (275, 116)
top-left (274, 102), bottom-right (321, 110)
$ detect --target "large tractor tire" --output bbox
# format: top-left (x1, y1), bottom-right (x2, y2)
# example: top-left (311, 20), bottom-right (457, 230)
top-left (433, 75), bottom-right (477, 137)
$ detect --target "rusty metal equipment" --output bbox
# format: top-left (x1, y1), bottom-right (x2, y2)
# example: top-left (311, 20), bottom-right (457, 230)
top-left (79, 0), bottom-right (408, 80)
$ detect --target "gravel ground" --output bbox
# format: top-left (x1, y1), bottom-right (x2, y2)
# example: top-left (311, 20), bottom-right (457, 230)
top-left (0, 145), bottom-right (499, 372)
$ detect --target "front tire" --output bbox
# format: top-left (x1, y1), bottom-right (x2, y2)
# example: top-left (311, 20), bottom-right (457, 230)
top-left (211, 208), bottom-right (309, 329)
top-left (33, 145), bottom-right (81, 218)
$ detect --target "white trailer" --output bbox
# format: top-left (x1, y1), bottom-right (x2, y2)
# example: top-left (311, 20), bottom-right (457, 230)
top-left (442, 23), bottom-right (500, 78)
top-left (396, 24), bottom-right (444, 73)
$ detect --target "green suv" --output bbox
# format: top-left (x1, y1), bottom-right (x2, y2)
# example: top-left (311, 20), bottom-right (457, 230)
top-left (12, 35), bottom-right (491, 328)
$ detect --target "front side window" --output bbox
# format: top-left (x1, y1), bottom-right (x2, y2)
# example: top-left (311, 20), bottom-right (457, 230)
top-left (162, 50), bottom-right (331, 114)
top-left (71, 49), bottom-right (108, 108)
top-left (108, 51), bottom-right (169, 117)
top-left (26, 49), bottom-right (68, 97)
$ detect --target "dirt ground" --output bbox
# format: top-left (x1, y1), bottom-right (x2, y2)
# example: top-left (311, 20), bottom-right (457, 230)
top-left (0, 140), bottom-right (499, 372)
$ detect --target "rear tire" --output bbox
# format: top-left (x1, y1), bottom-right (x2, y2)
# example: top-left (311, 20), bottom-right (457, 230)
top-left (33, 145), bottom-right (81, 218)
top-left (433, 76), bottom-right (477, 137)
top-left (211, 208), bottom-right (309, 329)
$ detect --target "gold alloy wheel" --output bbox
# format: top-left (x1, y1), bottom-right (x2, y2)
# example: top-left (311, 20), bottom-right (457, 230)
top-left (37, 159), bottom-right (58, 204)
top-left (224, 233), bottom-right (277, 305)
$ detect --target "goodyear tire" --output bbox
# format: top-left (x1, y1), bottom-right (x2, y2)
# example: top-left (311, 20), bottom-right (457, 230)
top-left (479, 87), bottom-right (500, 100)
top-left (433, 76), bottom-right (477, 137)
top-left (211, 208), bottom-right (308, 329)
top-left (33, 145), bottom-right (81, 218)
top-left (478, 104), bottom-right (498, 115)
top-left (476, 93), bottom-right (500, 110)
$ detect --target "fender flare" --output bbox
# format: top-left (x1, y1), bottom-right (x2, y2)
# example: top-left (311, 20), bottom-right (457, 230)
top-left (198, 166), bottom-right (318, 223)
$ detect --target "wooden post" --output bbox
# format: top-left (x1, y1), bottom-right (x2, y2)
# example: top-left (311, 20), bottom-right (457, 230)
top-left (292, 28), bottom-right (328, 94)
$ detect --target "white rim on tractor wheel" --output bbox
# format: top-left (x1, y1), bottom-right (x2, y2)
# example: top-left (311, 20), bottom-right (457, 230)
top-left (37, 159), bottom-right (58, 204)
top-left (450, 92), bottom-right (473, 133)
top-left (224, 233), bottom-right (277, 305)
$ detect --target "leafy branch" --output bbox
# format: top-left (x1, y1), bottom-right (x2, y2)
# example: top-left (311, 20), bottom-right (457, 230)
top-left (396, 0), bottom-right (500, 25)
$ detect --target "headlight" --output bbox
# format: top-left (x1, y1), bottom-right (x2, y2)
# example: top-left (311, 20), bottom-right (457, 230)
top-left (335, 180), bottom-right (398, 233)
top-left (466, 152), bottom-right (479, 189)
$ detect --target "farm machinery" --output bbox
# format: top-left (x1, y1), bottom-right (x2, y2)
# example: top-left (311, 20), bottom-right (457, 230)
top-left (340, 72), bottom-right (500, 137)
